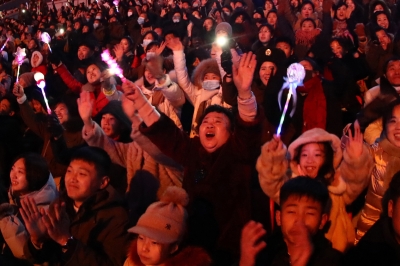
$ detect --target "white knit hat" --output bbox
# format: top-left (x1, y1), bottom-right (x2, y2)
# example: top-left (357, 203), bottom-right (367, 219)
top-left (128, 186), bottom-right (189, 244)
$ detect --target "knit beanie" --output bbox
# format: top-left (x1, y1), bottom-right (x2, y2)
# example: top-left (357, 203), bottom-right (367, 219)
top-left (215, 22), bottom-right (232, 37)
top-left (128, 186), bottom-right (189, 244)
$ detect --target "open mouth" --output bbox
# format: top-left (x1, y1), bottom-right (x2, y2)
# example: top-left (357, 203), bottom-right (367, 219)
top-left (205, 132), bottom-right (215, 139)
top-left (304, 166), bottom-right (316, 171)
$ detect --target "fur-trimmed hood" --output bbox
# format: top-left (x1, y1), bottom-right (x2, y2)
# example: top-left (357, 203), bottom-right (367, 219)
top-left (287, 128), bottom-right (345, 194)
top-left (31, 50), bottom-right (43, 68)
top-left (124, 239), bottom-right (212, 266)
top-left (191, 58), bottom-right (221, 89)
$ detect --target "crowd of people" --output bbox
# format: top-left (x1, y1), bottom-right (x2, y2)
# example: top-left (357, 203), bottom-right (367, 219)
top-left (0, 0), bottom-right (399, 264)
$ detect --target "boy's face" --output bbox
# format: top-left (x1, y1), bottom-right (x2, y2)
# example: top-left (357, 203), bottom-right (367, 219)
top-left (277, 195), bottom-right (328, 242)
top-left (137, 235), bottom-right (177, 265)
top-left (65, 159), bottom-right (107, 207)
top-left (388, 198), bottom-right (400, 244)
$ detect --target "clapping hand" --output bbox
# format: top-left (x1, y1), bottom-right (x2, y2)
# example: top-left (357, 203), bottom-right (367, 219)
top-left (20, 197), bottom-right (48, 247)
top-left (41, 200), bottom-right (71, 246)
top-left (239, 221), bottom-right (267, 266)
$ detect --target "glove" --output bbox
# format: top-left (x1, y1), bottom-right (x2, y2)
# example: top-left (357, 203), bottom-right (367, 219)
top-left (47, 113), bottom-right (64, 138)
top-left (0, 203), bottom-right (14, 220)
top-left (221, 49), bottom-right (232, 75)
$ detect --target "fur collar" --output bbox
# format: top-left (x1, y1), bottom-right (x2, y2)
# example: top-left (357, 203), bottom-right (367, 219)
top-left (126, 239), bottom-right (212, 266)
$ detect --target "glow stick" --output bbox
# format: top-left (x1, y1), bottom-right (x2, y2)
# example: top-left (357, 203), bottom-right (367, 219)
top-left (15, 47), bottom-right (26, 82)
top-left (34, 72), bottom-right (51, 114)
top-left (0, 37), bottom-right (9, 51)
top-left (101, 49), bottom-right (126, 82)
top-left (41, 32), bottom-right (52, 52)
top-left (113, 0), bottom-right (119, 12)
top-left (276, 63), bottom-right (305, 136)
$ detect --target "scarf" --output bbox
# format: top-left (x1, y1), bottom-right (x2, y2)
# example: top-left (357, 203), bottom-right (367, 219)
top-left (295, 28), bottom-right (321, 48)
top-left (332, 19), bottom-right (354, 43)
top-left (297, 75), bottom-right (327, 132)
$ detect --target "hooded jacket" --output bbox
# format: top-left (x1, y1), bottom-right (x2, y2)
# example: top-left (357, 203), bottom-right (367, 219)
top-left (257, 128), bottom-right (362, 252)
top-left (172, 51), bottom-right (231, 137)
top-left (0, 174), bottom-right (57, 260)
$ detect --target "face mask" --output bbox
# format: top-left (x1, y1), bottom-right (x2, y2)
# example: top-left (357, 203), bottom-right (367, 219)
top-left (142, 39), bottom-right (152, 46)
top-left (138, 17), bottom-right (145, 24)
top-left (303, 69), bottom-right (313, 82)
top-left (96, 16), bottom-right (101, 19)
top-left (193, 2), bottom-right (199, 7)
top-left (173, 18), bottom-right (180, 23)
top-left (146, 51), bottom-right (156, 60)
top-left (127, 11), bottom-right (133, 17)
top-left (224, 11), bottom-right (230, 16)
top-left (202, 80), bottom-right (220, 90)
top-left (86, 18), bottom-right (90, 21)
top-left (93, 23), bottom-right (99, 29)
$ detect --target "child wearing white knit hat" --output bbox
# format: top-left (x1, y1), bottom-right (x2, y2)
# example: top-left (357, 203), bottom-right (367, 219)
top-left (124, 186), bottom-right (211, 266)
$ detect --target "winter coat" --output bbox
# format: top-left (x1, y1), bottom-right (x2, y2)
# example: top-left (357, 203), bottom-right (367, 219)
top-left (82, 122), bottom-right (183, 197)
top-left (139, 99), bottom-right (263, 264)
top-left (257, 128), bottom-right (360, 252)
top-left (56, 64), bottom-right (122, 116)
top-left (17, 97), bottom-right (84, 178)
top-left (343, 216), bottom-right (400, 265)
top-left (340, 136), bottom-right (400, 241)
top-left (133, 74), bottom-right (185, 129)
top-left (172, 50), bottom-right (231, 137)
top-left (123, 239), bottom-right (212, 266)
top-left (0, 175), bottom-right (57, 260)
top-left (25, 186), bottom-right (130, 266)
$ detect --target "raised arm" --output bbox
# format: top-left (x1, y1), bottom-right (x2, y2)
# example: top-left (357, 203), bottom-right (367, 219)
top-left (256, 135), bottom-right (289, 204)
top-left (166, 37), bottom-right (197, 105)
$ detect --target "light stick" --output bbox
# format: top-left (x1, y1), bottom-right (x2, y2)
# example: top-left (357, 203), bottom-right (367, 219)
top-left (15, 47), bottom-right (26, 82)
top-left (276, 63), bottom-right (305, 136)
top-left (34, 72), bottom-right (51, 114)
top-left (41, 32), bottom-right (52, 52)
top-left (0, 37), bottom-right (9, 52)
top-left (101, 49), bottom-right (126, 82)
top-left (113, 0), bottom-right (119, 12)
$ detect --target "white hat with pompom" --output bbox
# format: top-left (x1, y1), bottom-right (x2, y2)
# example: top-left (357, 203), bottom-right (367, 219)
top-left (128, 186), bottom-right (189, 244)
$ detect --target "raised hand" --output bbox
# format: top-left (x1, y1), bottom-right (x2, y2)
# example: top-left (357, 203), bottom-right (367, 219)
top-left (165, 37), bottom-right (184, 52)
top-left (239, 221), bottom-right (267, 266)
top-left (233, 52), bottom-right (257, 99)
top-left (20, 197), bottom-right (48, 247)
top-left (121, 94), bottom-right (137, 122)
top-left (41, 200), bottom-right (71, 246)
top-left (12, 83), bottom-right (24, 98)
top-left (146, 56), bottom-right (165, 80)
top-left (155, 41), bottom-right (166, 55)
top-left (122, 79), bottom-right (145, 103)
top-left (113, 43), bottom-right (124, 61)
top-left (263, 134), bottom-right (284, 154)
top-left (77, 91), bottom-right (94, 126)
top-left (346, 120), bottom-right (364, 158)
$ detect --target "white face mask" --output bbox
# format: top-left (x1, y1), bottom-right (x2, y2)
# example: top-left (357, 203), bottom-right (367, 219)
top-left (193, 2), bottom-right (199, 7)
top-left (138, 17), bottom-right (145, 24)
top-left (202, 80), bottom-right (220, 90)
top-left (96, 16), bottom-right (101, 19)
top-left (127, 11), bottom-right (133, 17)
top-left (146, 51), bottom-right (156, 60)
top-left (142, 39), bottom-right (152, 47)
top-left (93, 23), bottom-right (99, 29)
top-left (173, 18), bottom-right (180, 23)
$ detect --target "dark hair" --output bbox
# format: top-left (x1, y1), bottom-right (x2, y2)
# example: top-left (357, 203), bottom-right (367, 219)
top-left (300, 0), bottom-right (315, 12)
top-left (142, 30), bottom-right (159, 42)
top-left (382, 171), bottom-right (400, 216)
top-left (146, 41), bottom-right (160, 52)
top-left (13, 153), bottom-right (49, 192)
top-left (300, 17), bottom-right (316, 28)
top-left (330, 37), bottom-right (354, 55)
top-left (275, 36), bottom-right (294, 50)
top-left (294, 142), bottom-right (335, 186)
top-left (280, 176), bottom-right (331, 214)
top-left (258, 23), bottom-right (275, 36)
top-left (383, 100), bottom-right (400, 135)
top-left (70, 147), bottom-right (111, 179)
top-left (121, 36), bottom-right (134, 49)
top-left (382, 55), bottom-right (400, 74)
top-left (199, 105), bottom-right (235, 132)
top-left (1, 93), bottom-right (19, 113)
top-left (301, 57), bottom-right (320, 73)
top-left (369, 0), bottom-right (391, 19)
top-left (163, 29), bottom-right (180, 40)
